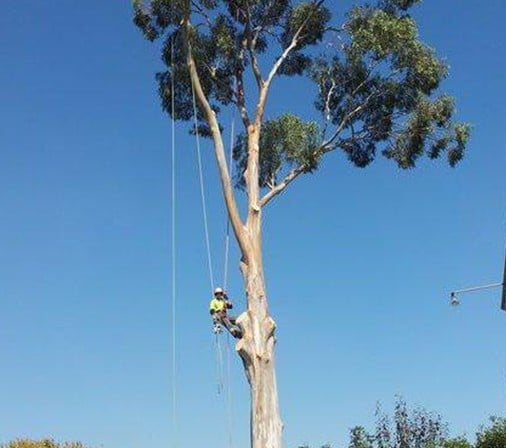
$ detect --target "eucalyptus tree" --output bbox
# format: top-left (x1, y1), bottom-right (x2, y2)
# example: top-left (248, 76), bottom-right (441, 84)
top-left (133, 1), bottom-right (470, 447)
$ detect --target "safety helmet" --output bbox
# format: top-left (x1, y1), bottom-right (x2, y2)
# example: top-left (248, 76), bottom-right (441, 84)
top-left (214, 287), bottom-right (224, 295)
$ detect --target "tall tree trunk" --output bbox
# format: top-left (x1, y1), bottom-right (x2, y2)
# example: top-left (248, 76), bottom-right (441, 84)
top-left (236, 205), bottom-right (283, 448)
top-left (186, 38), bottom-right (283, 446)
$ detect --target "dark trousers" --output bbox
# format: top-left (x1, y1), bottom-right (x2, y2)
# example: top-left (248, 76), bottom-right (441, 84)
top-left (213, 312), bottom-right (243, 338)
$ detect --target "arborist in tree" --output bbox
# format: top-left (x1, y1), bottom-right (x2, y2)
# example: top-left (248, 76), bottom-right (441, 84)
top-left (209, 287), bottom-right (243, 339)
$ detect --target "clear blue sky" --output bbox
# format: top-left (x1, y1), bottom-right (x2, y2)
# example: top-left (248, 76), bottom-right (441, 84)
top-left (1, 1), bottom-right (505, 447)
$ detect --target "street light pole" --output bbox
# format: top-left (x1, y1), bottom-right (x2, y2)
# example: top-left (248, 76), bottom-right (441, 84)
top-left (449, 249), bottom-right (506, 310)
top-left (450, 282), bottom-right (503, 306)
top-left (501, 248), bottom-right (506, 310)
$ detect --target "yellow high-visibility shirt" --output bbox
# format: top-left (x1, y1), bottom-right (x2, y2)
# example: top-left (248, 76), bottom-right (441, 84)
top-left (209, 298), bottom-right (227, 313)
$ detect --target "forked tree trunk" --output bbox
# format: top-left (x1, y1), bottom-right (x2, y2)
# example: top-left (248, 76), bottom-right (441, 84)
top-left (185, 34), bottom-right (283, 448)
top-left (236, 213), bottom-right (283, 448)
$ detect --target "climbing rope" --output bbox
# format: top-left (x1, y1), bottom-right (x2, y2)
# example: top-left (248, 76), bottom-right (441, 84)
top-left (170, 34), bottom-right (178, 446)
top-left (223, 114), bottom-right (236, 448)
top-left (223, 116), bottom-right (235, 292)
top-left (169, 4), bottom-right (234, 448)
top-left (189, 55), bottom-right (236, 448)
top-left (215, 333), bottom-right (225, 394)
top-left (190, 77), bottom-right (215, 293)
top-left (189, 68), bottom-right (226, 405)
top-left (225, 333), bottom-right (235, 448)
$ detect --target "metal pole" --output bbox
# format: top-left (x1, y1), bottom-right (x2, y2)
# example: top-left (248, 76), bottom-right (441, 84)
top-left (449, 248), bottom-right (506, 310)
top-left (451, 282), bottom-right (503, 296)
top-left (450, 282), bottom-right (504, 307)
top-left (501, 249), bottom-right (506, 310)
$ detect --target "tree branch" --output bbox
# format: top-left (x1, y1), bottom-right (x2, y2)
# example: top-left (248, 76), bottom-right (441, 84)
top-left (259, 90), bottom-right (375, 208)
top-left (323, 92), bottom-right (376, 147)
top-left (247, 0), bottom-right (328, 213)
top-left (183, 17), bottom-right (250, 258)
top-left (259, 138), bottom-right (342, 208)
top-left (256, 0), bottom-right (326, 126)
top-left (235, 44), bottom-right (251, 130)
top-left (245, 2), bottom-right (264, 89)
top-left (236, 77), bottom-right (251, 130)
top-left (191, 0), bottom-right (214, 29)
top-left (259, 165), bottom-right (307, 207)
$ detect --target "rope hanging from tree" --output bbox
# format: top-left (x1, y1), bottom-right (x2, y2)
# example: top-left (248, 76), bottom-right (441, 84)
top-left (189, 56), bottom-right (236, 448)
top-left (169, 1), bottom-right (235, 447)
top-left (170, 33), bottom-right (178, 447)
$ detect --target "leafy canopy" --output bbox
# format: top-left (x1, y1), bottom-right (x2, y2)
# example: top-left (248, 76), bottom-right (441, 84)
top-left (134, 0), bottom-right (470, 190)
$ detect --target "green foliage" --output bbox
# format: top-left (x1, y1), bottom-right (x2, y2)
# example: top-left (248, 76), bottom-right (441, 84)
top-left (0, 440), bottom-right (87, 448)
top-left (443, 437), bottom-right (473, 448)
top-left (233, 114), bottom-right (321, 188)
top-left (134, 0), bottom-right (470, 191)
top-left (282, 3), bottom-right (331, 49)
top-left (348, 398), bottom-right (449, 448)
top-left (134, 0), bottom-right (330, 129)
top-left (279, 2), bottom-right (331, 76)
top-left (476, 417), bottom-right (506, 448)
top-left (312, 1), bottom-right (470, 170)
top-left (349, 426), bottom-right (374, 448)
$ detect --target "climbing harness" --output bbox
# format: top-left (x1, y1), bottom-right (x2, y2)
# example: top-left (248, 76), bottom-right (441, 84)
top-left (213, 320), bottom-right (223, 335)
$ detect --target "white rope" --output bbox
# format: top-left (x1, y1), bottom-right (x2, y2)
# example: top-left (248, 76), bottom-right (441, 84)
top-left (223, 113), bottom-right (236, 448)
top-left (170, 35), bottom-right (177, 445)
top-left (225, 333), bottom-right (235, 448)
top-left (223, 116), bottom-right (235, 291)
top-left (215, 334), bottom-right (225, 394)
top-left (190, 74), bottom-right (215, 292)
top-left (189, 54), bottom-right (236, 448)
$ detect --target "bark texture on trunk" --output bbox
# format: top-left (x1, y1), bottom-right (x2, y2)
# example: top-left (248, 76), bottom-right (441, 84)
top-left (236, 207), bottom-right (283, 448)
top-left (236, 277), bottom-right (282, 448)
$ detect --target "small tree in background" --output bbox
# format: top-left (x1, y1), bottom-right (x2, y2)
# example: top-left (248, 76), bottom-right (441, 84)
top-left (349, 398), bottom-right (449, 448)
top-left (442, 438), bottom-right (473, 448)
top-left (349, 426), bottom-right (374, 448)
top-left (133, 1), bottom-right (471, 447)
top-left (476, 417), bottom-right (506, 448)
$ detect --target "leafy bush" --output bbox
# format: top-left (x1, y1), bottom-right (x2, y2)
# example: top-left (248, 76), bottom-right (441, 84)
top-left (476, 417), bottom-right (506, 448)
top-left (349, 398), bottom-right (448, 448)
top-left (443, 437), bottom-right (473, 448)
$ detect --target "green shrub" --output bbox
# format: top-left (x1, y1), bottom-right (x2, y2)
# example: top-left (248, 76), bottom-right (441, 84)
top-left (476, 417), bottom-right (506, 448)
